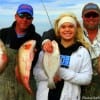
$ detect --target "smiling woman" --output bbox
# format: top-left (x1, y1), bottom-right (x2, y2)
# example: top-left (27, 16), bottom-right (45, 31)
top-left (33, 12), bottom-right (92, 100)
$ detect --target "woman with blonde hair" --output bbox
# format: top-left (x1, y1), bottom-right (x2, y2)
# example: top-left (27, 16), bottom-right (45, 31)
top-left (54, 13), bottom-right (89, 49)
top-left (42, 13), bottom-right (90, 52)
top-left (33, 13), bottom-right (92, 100)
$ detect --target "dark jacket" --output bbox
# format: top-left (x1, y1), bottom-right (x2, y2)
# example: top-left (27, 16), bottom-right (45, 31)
top-left (0, 21), bottom-right (42, 67)
top-left (42, 28), bottom-right (57, 41)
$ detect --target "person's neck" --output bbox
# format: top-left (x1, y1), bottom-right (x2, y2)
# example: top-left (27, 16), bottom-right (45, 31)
top-left (61, 39), bottom-right (75, 48)
top-left (86, 28), bottom-right (98, 43)
top-left (15, 27), bottom-right (26, 35)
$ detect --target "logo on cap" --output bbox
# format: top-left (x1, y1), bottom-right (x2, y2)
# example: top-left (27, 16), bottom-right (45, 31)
top-left (17, 4), bottom-right (33, 17)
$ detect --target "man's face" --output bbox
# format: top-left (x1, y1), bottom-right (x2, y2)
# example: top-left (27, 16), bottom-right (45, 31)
top-left (82, 12), bottom-right (100, 30)
top-left (15, 13), bottom-right (33, 31)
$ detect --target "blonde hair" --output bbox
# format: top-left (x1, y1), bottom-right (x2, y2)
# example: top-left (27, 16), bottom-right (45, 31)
top-left (54, 12), bottom-right (90, 49)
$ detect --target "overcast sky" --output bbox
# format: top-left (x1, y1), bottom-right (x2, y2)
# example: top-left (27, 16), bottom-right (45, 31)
top-left (0, 0), bottom-right (100, 35)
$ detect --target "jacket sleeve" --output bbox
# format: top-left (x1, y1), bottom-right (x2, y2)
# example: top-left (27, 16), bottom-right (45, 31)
top-left (59, 48), bottom-right (93, 85)
top-left (42, 29), bottom-right (56, 41)
top-left (33, 51), bottom-right (48, 82)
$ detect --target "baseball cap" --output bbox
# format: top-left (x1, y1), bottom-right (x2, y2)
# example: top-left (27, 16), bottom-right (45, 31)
top-left (16, 4), bottom-right (33, 17)
top-left (82, 3), bottom-right (100, 16)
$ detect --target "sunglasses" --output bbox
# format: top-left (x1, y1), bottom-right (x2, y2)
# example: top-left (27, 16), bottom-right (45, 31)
top-left (84, 12), bottom-right (99, 18)
top-left (18, 13), bottom-right (33, 20)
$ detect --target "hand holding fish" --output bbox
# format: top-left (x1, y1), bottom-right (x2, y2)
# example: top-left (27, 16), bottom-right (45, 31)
top-left (42, 40), bottom-right (53, 53)
top-left (53, 74), bottom-right (62, 83)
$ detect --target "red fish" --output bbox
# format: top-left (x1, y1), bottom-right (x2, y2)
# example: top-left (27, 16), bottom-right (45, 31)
top-left (0, 40), bottom-right (8, 74)
top-left (15, 40), bottom-right (36, 94)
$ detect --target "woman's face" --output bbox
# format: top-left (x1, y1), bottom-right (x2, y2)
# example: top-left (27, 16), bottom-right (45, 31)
top-left (59, 22), bottom-right (76, 41)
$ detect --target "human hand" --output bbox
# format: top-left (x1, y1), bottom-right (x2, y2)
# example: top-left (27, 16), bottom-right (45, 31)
top-left (53, 74), bottom-right (61, 83)
top-left (42, 40), bottom-right (53, 53)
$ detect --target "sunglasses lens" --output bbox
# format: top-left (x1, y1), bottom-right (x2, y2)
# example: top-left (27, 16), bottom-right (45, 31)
top-left (84, 12), bottom-right (99, 18)
top-left (18, 13), bottom-right (32, 19)
top-left (18, 14), bottom-right (24, 18)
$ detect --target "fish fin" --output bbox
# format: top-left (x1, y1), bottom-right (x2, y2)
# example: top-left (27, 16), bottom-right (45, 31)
top-left (15, 66), bottom-right (22, 84)
top-left (48, 78), bottom-right (56, 89)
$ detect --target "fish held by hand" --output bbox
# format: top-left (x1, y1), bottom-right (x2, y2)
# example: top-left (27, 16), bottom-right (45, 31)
top-left (15, 40), bottom-right (36, 94)
top-left (43, 40), bottom-right (60, 89)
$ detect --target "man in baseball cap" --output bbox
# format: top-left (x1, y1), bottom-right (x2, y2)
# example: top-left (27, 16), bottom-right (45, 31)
top-left (81, 2), bottom-right (100, 100)
top-left (82, 2), bottom-right (100, 16)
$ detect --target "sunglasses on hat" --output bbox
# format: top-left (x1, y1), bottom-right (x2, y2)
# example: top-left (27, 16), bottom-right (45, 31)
top-left (84, 12), bottom-right (99, 18)
top-left (18, 13), bottom-right (33, 20)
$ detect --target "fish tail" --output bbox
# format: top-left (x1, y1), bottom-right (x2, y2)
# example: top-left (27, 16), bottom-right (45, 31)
top-left (21, 76), bottom-right (33, 94)
top-left (48, 78), bottom-right (56, 89)
top-left (25, 85), bottom-right (33, 94)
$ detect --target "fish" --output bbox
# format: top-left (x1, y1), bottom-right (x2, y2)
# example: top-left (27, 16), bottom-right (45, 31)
top-left (0, 39), bottom-right (8, 74)
top-left (15, 40), bottom-right (36, 94)
top-left (43, 40), bottom-right (60, 89)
